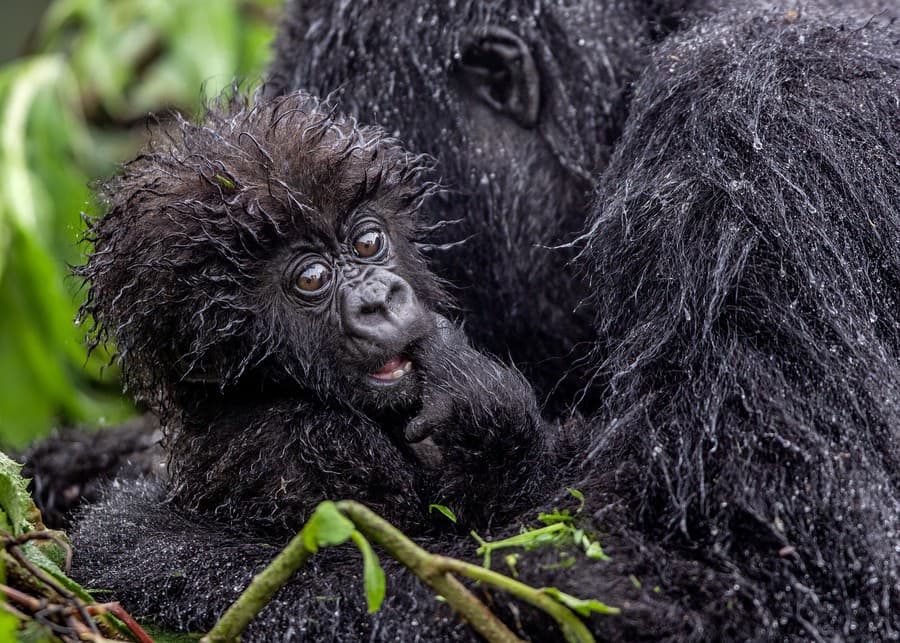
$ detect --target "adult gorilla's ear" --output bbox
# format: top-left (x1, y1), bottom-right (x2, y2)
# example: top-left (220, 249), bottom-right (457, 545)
top-left (458, 26), bottom-right (541, 128)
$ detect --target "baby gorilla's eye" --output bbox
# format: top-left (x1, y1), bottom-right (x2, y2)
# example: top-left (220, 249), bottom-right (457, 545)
top-left (353, 229), bottom-right (387, 259)
top-left (296, 262), bottom-right (331, 294)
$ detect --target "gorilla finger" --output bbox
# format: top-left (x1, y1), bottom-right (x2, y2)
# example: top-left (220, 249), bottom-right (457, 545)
top-left (404, 416), bottom-right (437, 443)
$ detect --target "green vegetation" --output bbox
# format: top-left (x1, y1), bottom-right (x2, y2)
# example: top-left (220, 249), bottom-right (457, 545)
top-left (206, 499), bottom-right (619, 643)
top-left (471, 487), bottom-right (611, 570)
top-left (0, 451), bottom-right (156, 641)
top-left (0, 465), bottom-right (617, 642)
top-left (0, 0), bottom-right (279, 446)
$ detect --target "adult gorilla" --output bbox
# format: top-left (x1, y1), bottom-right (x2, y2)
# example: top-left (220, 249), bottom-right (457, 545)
top-left (262, 0), bottom-right (900, 639)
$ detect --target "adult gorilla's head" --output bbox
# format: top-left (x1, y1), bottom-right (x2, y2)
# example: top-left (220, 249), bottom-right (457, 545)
top-left (266, 1), bottom-right (658, 407)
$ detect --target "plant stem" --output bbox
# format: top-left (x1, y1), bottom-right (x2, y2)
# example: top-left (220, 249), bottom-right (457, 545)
top-left (432, 555), bottom-right (595, 643)
top-left (337, 501), bottom-right (523, 643)
top-left (477, 522), bottom-right (567, 553)
top-left (201, 526), bottom-right (315, 643)
top-left (338, 501), bottom-right (595, 643)
top-left (205, 500), bottom-right (602, 643)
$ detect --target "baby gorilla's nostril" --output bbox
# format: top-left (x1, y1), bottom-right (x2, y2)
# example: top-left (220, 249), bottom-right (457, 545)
top-left (359, 281), bottom-right (390, 314)
top-left (359, 279), bottom-right (411, 314)
top-left (342, 269), bottom-right (422, 348)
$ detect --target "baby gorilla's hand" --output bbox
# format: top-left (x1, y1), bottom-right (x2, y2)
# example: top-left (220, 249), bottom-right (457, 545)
top-left (405, 314), bottom-right (538, 444)
top-left (405, 315), bottom-right (468, 443)
top-left (404, 314), bottom-right (549, 526)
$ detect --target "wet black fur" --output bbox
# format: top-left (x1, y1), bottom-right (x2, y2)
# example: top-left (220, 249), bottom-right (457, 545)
top-left (69, 93), bottom-right (553, 540)
top-left (20, 415), bottom-right (162, 528)
top-left (63, 0), bottom-right (900, 641)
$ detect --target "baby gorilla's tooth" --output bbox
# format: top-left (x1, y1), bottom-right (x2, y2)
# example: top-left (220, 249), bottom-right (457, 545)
top-left (391, 369), bottom-right (405, 379)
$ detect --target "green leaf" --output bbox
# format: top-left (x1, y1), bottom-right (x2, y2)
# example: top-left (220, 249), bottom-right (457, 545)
top-left (350, 530), bottom-right (385, 613)
top-left (0, 609), bottom-right (17, 641)
top-left (21, 541), bottom-right (94, 603)
top-left (0, 56), bottom-right (136, 445)
top-left (302, 501), bottom-right (355, 553)
top-left (566, 488), bottom-right (585, 513)
top-left (0, 453), bottom-right (34, 535)
top-left (583, 540), bottom-right (611, 561)
top-left (0, 0), bottom-right (279, 446)
top-left (541, 587), bottom-right (621, 616)
top-left (428, 504), bottom-right (457, 523)
top-left (538, 508), bottom-right (573, 525)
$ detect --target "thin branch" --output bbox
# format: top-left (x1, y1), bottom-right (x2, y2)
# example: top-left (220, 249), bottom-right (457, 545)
top-left (1, 531), bottom-right (73, 572)
top-left (7, 544), bottom-right (99, 636)
top-left (202, 524), bottom-right (316, 643)
top-left (0, 582), bottom-right (43, 611)
top-left (432, 554), bottom-right (595, 643)
top-left (0, 599), bottom-right (31, 621)
top-left (337, 501), bottom-right (523, 642)
top-left (338, 501), bottom-right (594, 643)
top-left (1, 583), bottom-right (144, 643)
top-left (205, 500), bottom-right (607, 643)
top-left (88, 602), bottom-right (156, 643)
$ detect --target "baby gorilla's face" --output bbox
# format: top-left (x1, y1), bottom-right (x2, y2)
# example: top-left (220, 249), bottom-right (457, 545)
top-left (272, 207), bottom-right (436, 409)
top-left (80, 92), bottom-right (445, 411)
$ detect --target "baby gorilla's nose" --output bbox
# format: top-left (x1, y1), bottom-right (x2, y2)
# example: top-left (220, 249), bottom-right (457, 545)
top-left (341, 269), bottom-right (421, 347)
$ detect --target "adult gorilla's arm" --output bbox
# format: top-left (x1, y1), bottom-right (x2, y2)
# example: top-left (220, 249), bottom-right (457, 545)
top-left (577, 8), bottom-right (900, 639)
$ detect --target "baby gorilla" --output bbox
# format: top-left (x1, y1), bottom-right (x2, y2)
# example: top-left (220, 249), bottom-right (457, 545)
top-left (78, 91), bottom-right (551, 536)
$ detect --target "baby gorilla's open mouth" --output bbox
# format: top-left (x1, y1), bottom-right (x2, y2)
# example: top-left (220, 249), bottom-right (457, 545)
top-left (368, 356), bottom-right (413, 386)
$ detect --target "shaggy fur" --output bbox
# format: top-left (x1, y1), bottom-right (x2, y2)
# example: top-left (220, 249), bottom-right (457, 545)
top-left (21, 415), bottom-right (162, 528)
top-left (573, 10), bottom-right (900, 638)
top-left (266, 0), bottom-right (632, 410)
top-left (262, 1), bottom-right (900, 639)
top-left (71, 93), bottom-right (553, 538)
top-left (63, 1), bottom-right (900, 641)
